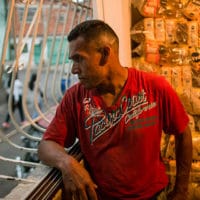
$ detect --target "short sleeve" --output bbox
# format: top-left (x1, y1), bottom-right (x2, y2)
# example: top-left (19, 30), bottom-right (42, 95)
top-left (160, 78), bottom-right (189, 135)
top-left (42, 92), bottom-right (77, 147)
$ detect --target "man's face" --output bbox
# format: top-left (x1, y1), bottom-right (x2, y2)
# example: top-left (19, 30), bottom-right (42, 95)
top-left (69, 36), bottom-right (106, 89)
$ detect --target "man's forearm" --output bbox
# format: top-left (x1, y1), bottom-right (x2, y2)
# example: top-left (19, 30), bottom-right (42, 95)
top-left (38, 140), bottom-right (72, 171)
top-left (174, 125), bottom-right (193, 193)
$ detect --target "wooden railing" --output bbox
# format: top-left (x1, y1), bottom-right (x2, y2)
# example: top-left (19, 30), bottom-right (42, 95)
top-left (24, 142), bottom-right (83, 200)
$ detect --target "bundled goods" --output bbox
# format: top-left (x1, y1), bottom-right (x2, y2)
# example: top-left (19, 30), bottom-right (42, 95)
top-left (131, 1), bottom-right (200, 199)
top-left (131, 0), bottom-right (200, 65)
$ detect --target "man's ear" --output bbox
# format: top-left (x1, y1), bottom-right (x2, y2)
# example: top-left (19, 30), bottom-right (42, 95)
top-left (99, 46), bottom-right (110, 66)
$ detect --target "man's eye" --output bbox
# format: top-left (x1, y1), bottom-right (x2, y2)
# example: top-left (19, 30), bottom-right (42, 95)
top-left (73, 56), bottom-right (82, 63)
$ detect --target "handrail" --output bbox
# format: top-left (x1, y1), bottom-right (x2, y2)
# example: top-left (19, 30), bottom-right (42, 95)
top-left (24, 142), bottom-right (83, 200)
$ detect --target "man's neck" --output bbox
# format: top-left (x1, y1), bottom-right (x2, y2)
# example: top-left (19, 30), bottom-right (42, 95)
top-left (96, 67), bottom-right (128, 106)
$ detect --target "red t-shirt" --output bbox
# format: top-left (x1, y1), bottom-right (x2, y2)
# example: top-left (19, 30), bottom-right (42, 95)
top-left (43, 68), bottom-right (189, 199)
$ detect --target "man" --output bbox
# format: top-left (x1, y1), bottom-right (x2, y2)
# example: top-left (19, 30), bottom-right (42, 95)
top-left (38, 20), bottom-right (192, 200)
top-left (2, 73), bottom-right (25, 128)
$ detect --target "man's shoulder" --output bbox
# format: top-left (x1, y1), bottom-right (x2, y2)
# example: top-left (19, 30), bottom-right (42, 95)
top-left (129, 67), bottom-right (165, 81)
top-left (67, 82), bottom-right (85, 93)
top-left (64, 82), bottom-right (89, 100)
top-left (128, 67), bottom-right (171, 92)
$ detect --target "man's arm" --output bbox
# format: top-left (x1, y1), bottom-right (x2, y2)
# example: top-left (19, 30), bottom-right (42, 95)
top-left (38, 140), bottom-right (98, 200)
top-left (167, 125), bottom-right (193, 200)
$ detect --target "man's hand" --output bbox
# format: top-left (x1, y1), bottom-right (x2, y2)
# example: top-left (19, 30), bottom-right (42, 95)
top-left (62, 156), bottom-right (98, 200)
top-left (38, 140), bottom-right (98, 200)
top-left (167, 189), bottom-right (188, 200)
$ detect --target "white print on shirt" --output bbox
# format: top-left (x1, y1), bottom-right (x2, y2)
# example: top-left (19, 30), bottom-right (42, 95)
top-left (83, 90), bottom-right (157, 143)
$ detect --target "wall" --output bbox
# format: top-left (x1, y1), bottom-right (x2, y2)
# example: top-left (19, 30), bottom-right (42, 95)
top-left (0, 0), bottom-right (8, 62)
top-left (93, 0), bottom-right (132, 67)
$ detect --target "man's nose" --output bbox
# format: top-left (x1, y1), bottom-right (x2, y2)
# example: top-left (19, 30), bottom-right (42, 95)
top-left (71, 63), bottom-right (80, 74)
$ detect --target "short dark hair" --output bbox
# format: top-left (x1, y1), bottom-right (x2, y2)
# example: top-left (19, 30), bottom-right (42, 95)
top-left (67, 20), bottom-right (119, 46)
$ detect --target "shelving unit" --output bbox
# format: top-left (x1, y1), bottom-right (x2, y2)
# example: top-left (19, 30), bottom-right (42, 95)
top-left (130, 1), bottom-right (200, 199)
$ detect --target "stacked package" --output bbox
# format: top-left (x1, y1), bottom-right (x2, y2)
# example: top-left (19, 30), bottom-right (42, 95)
top-left (131, 0), bottom-right (200, 199)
